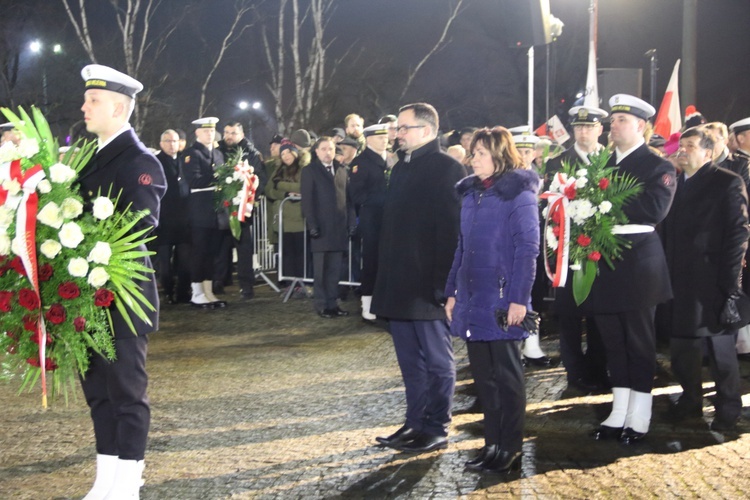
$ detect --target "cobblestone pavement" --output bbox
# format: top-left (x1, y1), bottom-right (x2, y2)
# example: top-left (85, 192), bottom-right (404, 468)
top-left (1, 284), bottom-right (749, 499)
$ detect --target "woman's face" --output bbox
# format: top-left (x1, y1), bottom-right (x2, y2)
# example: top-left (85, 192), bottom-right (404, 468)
top-left (281, 149), bottom-right (296, 166)
top-left (471, 142), bottom-right (495, 180)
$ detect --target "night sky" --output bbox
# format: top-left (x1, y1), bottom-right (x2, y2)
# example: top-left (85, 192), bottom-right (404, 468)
top-left (3, 0), bottom-right (749, 149)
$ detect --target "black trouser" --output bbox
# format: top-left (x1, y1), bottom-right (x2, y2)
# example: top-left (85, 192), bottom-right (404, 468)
top-left (558, 315), bottom-right (607, 383)
top-left (595, 307), bottom-right (657, 392)
top-left (671, 332), bottom-right (741, 421)
top-left (80, 335), bottom-right (150, 460)
top-left (236, 221), bottom-right (255, 293)
top-left (191, 227), bottom-right (221, 282)
top-left (214, 229), bottom-right (234, 286)
top-left (155, 242), bottom-right (191, 300)
top-left (281, 231), bottom-right (305, 280)
top-left (358, 211), bottom-right (381, 295)
top-left (467, 339), bottom-right (525, 452)
top-left (312, 251), bottom-right (342, 311)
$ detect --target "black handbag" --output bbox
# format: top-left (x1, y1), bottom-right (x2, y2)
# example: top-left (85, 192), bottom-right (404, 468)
top-left (719, 290), bottom-right (750, 330)
top-left (495, 309), bottom-right (540, 335)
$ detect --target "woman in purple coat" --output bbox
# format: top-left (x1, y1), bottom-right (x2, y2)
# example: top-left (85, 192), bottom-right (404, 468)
top-left (445, 127), bottom-right (540, 473)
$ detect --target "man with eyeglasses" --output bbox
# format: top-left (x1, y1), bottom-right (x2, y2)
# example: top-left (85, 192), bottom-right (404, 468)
top-left (372, 102), bottom-right (465, 454)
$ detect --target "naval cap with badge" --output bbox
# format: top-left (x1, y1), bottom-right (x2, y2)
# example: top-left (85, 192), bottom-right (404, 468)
top-left (81, 64), bottom-right (143, 98)
top-left (569, 105), bottom-right (608, 125)
top-left (508, 125), bottom-right (533, 136)
top-left (729, 117), bottom-right (750, 135)
top-left (513, 134), bottom-right (540, 149)
top-left (192, 117), bottom-right (219, 129)
top-left (363, 123), bottom-right (389, 137)
top-left (608, 94), bottom-right (656, 121)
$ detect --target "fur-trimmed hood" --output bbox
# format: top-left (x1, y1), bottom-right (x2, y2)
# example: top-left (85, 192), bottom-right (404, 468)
top-left (456, 168), bottom-right (540, 200)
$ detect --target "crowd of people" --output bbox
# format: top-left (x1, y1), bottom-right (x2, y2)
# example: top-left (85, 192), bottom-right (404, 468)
top-left (4, 62), bottom-right (749, 497)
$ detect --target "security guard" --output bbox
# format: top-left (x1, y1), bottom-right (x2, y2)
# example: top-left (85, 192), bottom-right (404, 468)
top-left (349, 123), bottom-right (389, 320)
top-left (180, 117), bottom-right (227, 308)
top-left (590, 94), bottom-right (676, 444)
top-left (78, 64), bottom-right (166, 499)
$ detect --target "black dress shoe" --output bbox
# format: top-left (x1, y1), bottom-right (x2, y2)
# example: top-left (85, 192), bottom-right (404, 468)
top-left (190, 301), bottom-right (215, 309)
top-left (524, 355), bottom-right (552, 367)
top-left (318, 309), bottom-right (335, 319)
top-left (241, 290), bottom-right (255, 301)
top-left (664, 402), bottom-right (703, 423)
top-left (482, 449), bottom-right (522, 473)
top-left (710, 418), bottom-right (738, 432)
top-left (375, 425), bottom-right (419, 447)
top-left (591, 425), bottom-right (623, 440)
top-left (465, 444), bottom-right (498, 471)
top-left (619, 427), bottom-right (646, 444)
top-left (212, 281), bottom-right (226, 295)
top-left (395, 433), bottom-right (448, 453)
top-left (211, 300), bottom-right (228, 308)
top-left (332, 307), bottom-right (349, 317)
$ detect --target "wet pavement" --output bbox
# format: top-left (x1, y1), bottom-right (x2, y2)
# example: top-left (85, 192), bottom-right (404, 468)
top-left (1, 283), bottom-right (749, 499)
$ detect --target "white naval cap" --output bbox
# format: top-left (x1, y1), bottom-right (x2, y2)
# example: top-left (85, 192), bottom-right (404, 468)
top-left (192, 117), bottom-right (220, 128)
top-left (608, 94), bottom-right (655, 120)
top-left (729, 117), bottom-right (750, 134)
top-left (513, 134), bottom-right (540, 149)
top-left (508, 125), bottom-right (533, 136)
top-left (81, 64), bottom-right (143, 98)
top-left (569, 105), bottom-right (609, 125)
top-left (363, 123), bottom-right (389, 137)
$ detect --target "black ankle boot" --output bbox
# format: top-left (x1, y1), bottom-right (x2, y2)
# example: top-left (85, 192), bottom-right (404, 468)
top-left (465, 444), bottom-right (498, 471)
top-left (482, 449), bottom-right (522, 473)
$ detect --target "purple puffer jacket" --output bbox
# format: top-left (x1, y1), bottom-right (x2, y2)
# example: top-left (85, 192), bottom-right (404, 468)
top-left (444, 169), bottom-right (540, 341)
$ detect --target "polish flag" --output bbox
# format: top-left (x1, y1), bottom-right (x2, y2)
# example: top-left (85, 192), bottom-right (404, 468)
top-left (654, 59), bottom-right (682, 138)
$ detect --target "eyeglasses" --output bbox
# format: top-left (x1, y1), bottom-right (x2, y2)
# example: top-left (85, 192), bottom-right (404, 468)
top-left (397, 125), bottom-right (425, 134)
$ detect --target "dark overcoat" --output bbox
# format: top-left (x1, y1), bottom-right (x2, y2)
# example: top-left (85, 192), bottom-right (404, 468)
top-left (300, 158), bottom-right (354, 252)
top-left (180, 142), bottom-right (224, 229)
top-left (661, 164), bottom-right (749, 336)
top-left (371, 138), bottom-right (466, 320)
top-left (155, 151), bottom-right (190, 245)
top-left (444, 170), bottom-right (540, 341)
top-left (77, 128), bottom-right (166, 338)
top-left (583, 143), bottom-right (676, 314)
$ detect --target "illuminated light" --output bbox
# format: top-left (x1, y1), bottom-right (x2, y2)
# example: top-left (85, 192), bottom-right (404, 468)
top-left (238, 101), bottom-right (249, 110)
top-left (252, 101), bottom-right (261, 110)
top-left (29, 40), bottom-right (42, 53)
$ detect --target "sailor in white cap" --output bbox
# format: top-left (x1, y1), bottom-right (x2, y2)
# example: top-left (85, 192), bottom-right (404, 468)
top-left (78, 64), bottom-right (166, 499)
top-left (585, 94), bottom-right (676, 444)
top-left (179, 117), bottom-right (227, 310)
top-left (0, 122), bottom-right (21, 146)
top-left (349, 123), bottom-right (390, 321)
top-left (512, 134), bottom-right (539, 170)
top-left (508, 125), bottom-right (533, 136)
top-left (729, 117), bottom-right (750, 165)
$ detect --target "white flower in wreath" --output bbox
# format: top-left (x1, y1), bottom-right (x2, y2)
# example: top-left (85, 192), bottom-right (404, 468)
top-left (87, 266), bottom-right (110, 287)
top-left (0, 233), bottom-right (10, 255)
top-left (232, 170), bottom-right (243, 181)
top-left (598, 200), bottom-right (612, 214)
top-left (576, 168), bottom-right (588, 178)
top-left (61, 198), bottom-right (84, 219)
top-left (36, 179), bottom-right (52, 194)
top-left (37, 201), bottom-right (64, 229)
top-left (0, 205), bottom-right (14, 228)
top-left (232, 196), bottom-right (241, 206)
top-left (17, 138), bottom-right (39, 158)
top-left (575, 176), bottom-right (588, 189)
top-left (40, 239), bottom-right (62, 259)
top-left (2, 178), bottom-right (21, 196)
top-left (225, 176), bottom-right (233, 184)
top-left (0, 142), bottom-right (17, 162)
top-left (541, 205), bottom-right (549, 218)
top-left (59, 221), bottom-right (84, 248)
top-left (10, 236), bottom-right (26, 256)
top-left (68, 257), bottom-right (89, 277)
top-left (87, 241), bottom-right (112, 265)
top-left (92, 196), bottom-right (115, 220)
top-left (570, 199), bottom-right (595, 225)
top-left (48, 162), bottom-right (77, 184)
top-left (545, 225), bottom-right (558, 250)
top-left (570, 263), bottom-right (582, 271)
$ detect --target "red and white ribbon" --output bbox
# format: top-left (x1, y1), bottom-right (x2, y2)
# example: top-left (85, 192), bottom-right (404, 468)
top-left (539, 172), bottom-right (574, 288)
top-left (234, 160), bottom-right (258, 222)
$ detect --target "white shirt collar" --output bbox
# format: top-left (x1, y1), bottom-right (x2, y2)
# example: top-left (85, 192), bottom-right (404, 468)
top-left (573, 143), bottom-right (602, 164)
top-left (98, 123), bottom-right (132, 151)
top-left (615, 138), bottom-right (645, 164)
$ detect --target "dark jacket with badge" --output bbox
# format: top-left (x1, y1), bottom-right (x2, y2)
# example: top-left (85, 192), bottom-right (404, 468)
top-left (445, 170), bottom-right (540, 341)
top-left (180, 141), bottom-right (224, 229)
top-left (661, 164), bottom-right (748, 336)
top-left (300, 158), bottom-right (354, 252)
top-left (77, 128), bottom-right (166, 338)
top-left (582, 143), bottom-right (676, 314)
top-left (155, 151), bottom-right (189, 244)
top-left (371, 138), bottom-right (466, 321)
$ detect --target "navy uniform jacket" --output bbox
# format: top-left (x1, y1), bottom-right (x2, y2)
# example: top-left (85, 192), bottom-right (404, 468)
top-left (661, 164), bottom-right (748, 336)
top-left (155, 151), bottom-right (189, 244)
top-left (300, 158), bottom-right (354, 252)
top-left (77, 128), bottom-right (167, 338)
top-left (180, 141), bottom-right (224, 229)
top-left (584, 143), bottom-right (676, 314)
top-left (349, 147), bottom-right (388, 215)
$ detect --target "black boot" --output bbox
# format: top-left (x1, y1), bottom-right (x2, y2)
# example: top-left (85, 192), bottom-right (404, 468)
top-left (465, 444), bottom-right (498, 471)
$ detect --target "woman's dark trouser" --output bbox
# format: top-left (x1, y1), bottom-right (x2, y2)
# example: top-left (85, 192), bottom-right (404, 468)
top-left (467, 339), bottom-right (525, 452)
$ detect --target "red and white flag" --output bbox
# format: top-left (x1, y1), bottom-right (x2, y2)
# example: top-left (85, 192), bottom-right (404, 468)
top-left (653, 59), bottom-right (682, 138)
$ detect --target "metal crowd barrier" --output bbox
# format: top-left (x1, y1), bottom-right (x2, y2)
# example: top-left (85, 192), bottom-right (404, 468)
top-left (251, 195), bottom-right (280, 292)
top-left (276, 195), bottom-right (361, 302)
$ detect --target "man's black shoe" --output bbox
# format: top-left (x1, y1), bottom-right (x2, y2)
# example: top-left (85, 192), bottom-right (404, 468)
top-left (524, 355), bottom-right (552, 368)
top-left (190, 301), bottom-right (215, 309)
top-left (591, 425), bottom-right (622, 440)
top-left (619, 427), bottom-right (646, 444)
top-left (241, 290), bottom-right (255, 301)
top-left (212, 281), bottom-right (226, 295)
top-left (465, 444), bottom-right (498, 471)
top-left (482, 449), bottom-right (522, 474)
top-left (395, 433), bottom-right (448, 453)
top-left (332, 307), bottom-right (349, 317)
top-left (375, 425), bottom-right (418, 447)
top-left (318, 309), bottom-right (335, 319)
top-left (710, 417), bottom-right (738, 432)
top-left (567, 377), bottom-right (602, 394)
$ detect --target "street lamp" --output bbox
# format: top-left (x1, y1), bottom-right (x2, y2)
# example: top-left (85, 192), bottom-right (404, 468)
top-left (28, 40), bottom-right (63, 112)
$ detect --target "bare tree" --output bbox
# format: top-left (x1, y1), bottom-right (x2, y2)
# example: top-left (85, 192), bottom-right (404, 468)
top-left (399, 0), bottom-right (465, 101)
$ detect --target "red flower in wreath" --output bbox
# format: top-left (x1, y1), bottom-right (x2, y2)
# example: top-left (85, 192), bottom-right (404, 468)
top-left (599, 177), bottom-right (610, 190)
top-left (564, 184), bottom-right (577, 200)
top-left (39, 263), bottom-right (54, 282)
top-left (45, 303), bottom-right (67, 325)
top-left (26, 357), bottom-right (58, 371)
top-left (223, 200), bottom-right (230, 207)
top-left (0, 290), bottom-right (12, 312)
top-left (94, 288), bottom-right (115, 307)
top-left (9, 256), bottom-right (26, 276)
top-left (30, 329), bottom-right (53, 345)
top-left (577, 234), bottom-right (592, 247)
top-left (74, 316), bottom-right (86, 332)
top-left (22, 315), bottom-right (37, 332)
top-left (58, 282), bottom-right (81, 300)
top-left (18, 288), bottom-right (40, 311)
top-left (588, 251), bottom-right (602, 261)
top-left (552, 225), bottom-right (561, 237)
